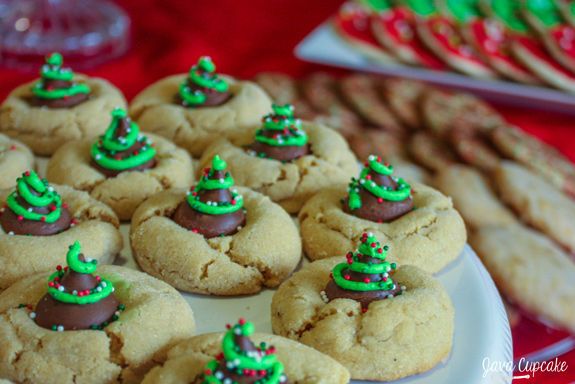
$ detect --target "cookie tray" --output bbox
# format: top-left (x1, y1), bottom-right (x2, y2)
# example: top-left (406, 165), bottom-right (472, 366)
top-left (36, 159), bottom-right (513, 383)
top-left (295, 20), bottom-right (575, 115)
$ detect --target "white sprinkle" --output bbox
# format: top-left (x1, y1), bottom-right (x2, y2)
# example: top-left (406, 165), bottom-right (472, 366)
top-left (368, 155), bottom-right (375, 161)
top-left (57, 325), bottom-right (64, 332)
top-left (386, 266), bottom-right (391, 272)
top-left (186, 191), bottom-right (191, 196)
top-left (234, 328), bottom-right (242, 335)
top-left (367, 232), bottom-right (373, 237)
top-left (85, 257), bottom-right (93, 262)
top-left (95, 154), bottom-right (102, 160)
top-left (226, 361), bottom-right (235, 369)
top-left (29, 312), bottom-right (36, 319)
top-left (96, 286), bottom-right (102, 292)
top-left (47, 187), bottom-right (54, 192)
top-left (215, 371), bottom-right (224, 379)
top-left (8, 231), bottom-right (14, 236)
top-left (223, 379), bottom-right (232, 384)
top-left (27, 207), bottom-right (33, 212)
top-left (72, 290), bottom-right (78, 296)
top-left (219, 178), bottom-right (225, 183)
top-left (401, 285), bottom-right (406, 291)
top-left (387, 294), bottom-right (394, 299)
top-left (101, 282), bottom-right (107, 288)
top-left (58, 286), bottom-right (65, 292)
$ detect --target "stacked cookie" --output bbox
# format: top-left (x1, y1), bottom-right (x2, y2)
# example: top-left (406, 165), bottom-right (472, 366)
top-left (334, 0), bottom-right (575, 93)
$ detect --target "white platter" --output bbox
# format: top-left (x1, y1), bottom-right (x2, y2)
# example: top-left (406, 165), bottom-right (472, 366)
top-left (35, 159), bottom-right (512, 383)
top-left (295, 21), bottom-right (575, 115)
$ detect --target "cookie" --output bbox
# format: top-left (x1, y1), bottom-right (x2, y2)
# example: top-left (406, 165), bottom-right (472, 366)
top-left (0, 54), bottom-right (126, 156)
top-left (434, 164), bottom-right (516, 230)
top-left (129, 58), bottom-right (271, 157)
top-left (199, 119), bottom-right (357, 214)
top-left (253, 72), bottom-right (298, 104)
top-left (470, 224), bottom-right (575, 333)
top-left (271, 256), bottom-right (454, 381)
top-left (298, 180), bottom-right (466, 273)
top-left (0, 180), bottom-right (122, 292)
top-left (46, 110), bottom-right (193, 221)
top-left (130, 186), bottom-right (301, 295)
top-left (0, 134), bottom-right (34, 190)
top-left (339, 74), bottom-right (404, 134)
top-left (409, 132), bottom-right (457, 172)
top-left (348, 129), bottom-right (406, 161)
top-left (490, 124), bottom-right (575, 198)
top-left (495, 161), bottom-right (575, 253)
top-left (143, 321), bottom-right (350, 384)
top-left (0, 263), bottom-right (195, 383)
top-left (378, 78), bottom-right (428, 129)
top-left (449, 125), bottom-right (501, 171)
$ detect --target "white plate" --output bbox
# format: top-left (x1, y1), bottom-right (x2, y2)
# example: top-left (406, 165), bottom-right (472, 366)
top-left (35, 159), bottom-right (512, 383)
top-left (295, 21), bottom-right (575, 115)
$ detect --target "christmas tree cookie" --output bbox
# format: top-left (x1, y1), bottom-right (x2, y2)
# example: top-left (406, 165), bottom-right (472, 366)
top-left (0, 53), bottom-right (126, 155)
top-left (0, 170), bottom-right (72, 236)
top-left (130, 56), bottom-right (271, 157)
top-left (322, 232), bottom-right (404, 311)
top-left (91, 108), bottom-right (157, 177)
top-left (344, 154), bottom-right (413, 223)
top-left (173, 155), bottom-right (245, 238)
top-left (33, 241), bottom-right (123, 331)
top-left (199, 319), bottom-right (288, 383)
top-left (248, 103), bottom-right (309, 162)
top-left (179, 56), bottom-right (231, 107)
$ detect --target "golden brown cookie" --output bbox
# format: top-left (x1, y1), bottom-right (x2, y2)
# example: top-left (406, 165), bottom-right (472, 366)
top-left (253, 72), bottom-right (298, 104)
top-left (142, 332), bottom-right (350, 384)
top-left (470, 224), bottom-right (575, 334)
top-left (0, 75), bottom-right (126, 156)
top-left (46, 134), bottom-right (193, 221)
top-left (0, 266), bottom-right (195, 384)
top-left (0, 134), bottom-right (34, 190)
top-left (378, 78), bottom-right (428, 130)
top-left (129, 75), bottom-right (271, 157)
top-left (409, 132), bottom-right (458, 172)
top-left (495, 161), bottom-right (575, 253)
top-left (348, 129), bottom-right (406, 161)
top-left (130, 188), bottom-right (301, 295)
top-left (298, 182), bottom-right (466, 273)
top-left (0, 185), bottom-right (122, 292)
top-left (198, 121), bottom-right (358, 214)
top-left (434, 165), bottom-right (516, 230)
top-left (271, 258), bottom-right (454, 381)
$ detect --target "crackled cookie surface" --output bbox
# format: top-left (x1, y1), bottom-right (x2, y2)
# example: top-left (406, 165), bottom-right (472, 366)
top-left (129, 58), bottom-right (271, 157)
top-left (0, 265), bottom-right (195, 384)
top-left (271, 257), bottom-right (454, 381)
top-left (299, 181), bottom-right (466, 273)
top-left (46, 109), bottom-right (192, 221)
top-left (0, 54), bottom-right (125, 156)
top-left (143, 326), bottom-right (349, 384)
top-left (0, 134), bottom-right (34, 191)
top-left (130, 187), bottom-right (301, 295)
top-left (0, 181), bottom-right (122, 292)
top-left (199, 119), bottom-right (357, 214)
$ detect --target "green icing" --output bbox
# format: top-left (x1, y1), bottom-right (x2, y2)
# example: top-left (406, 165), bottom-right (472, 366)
top-left (6, 170), bottom-right (63, 223)
top-left (446, 0), bottom-right (481, 22)
top-left (187, 155), bottom-right (244, 215)
top-left (31, 52), bottom-right (90, 100)
top-left (179, 56), bottom-right (229, 107)
top-left (402, 0), bottom-right (436, 16)
top-left (46, 241), bottom-right (115, 306)
top-left (525, 0), bottom-right (562, 27)
top-left (490, 0), bottom-right (530, 32)
top-left (347, 155), bottom-right (411, 211)
top-left (332, 233), bottom-right (398, 292)
top-left (91, 108), bottom-right (157, 172)
top-left (358, 0), bottom-right (391, 12)
top-left (202, 320), bottom-right (286, 384)
top-left (254, 104), bottom-right (308, 148)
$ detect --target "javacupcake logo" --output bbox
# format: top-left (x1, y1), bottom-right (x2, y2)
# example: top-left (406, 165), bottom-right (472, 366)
top-left (482, 357), bottom-right (568, 380)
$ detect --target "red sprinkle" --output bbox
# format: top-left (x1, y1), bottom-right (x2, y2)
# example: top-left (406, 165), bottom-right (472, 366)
top-left (344, 275), bottom-right (351, 280)
top-left (377, 248), bottom-right (383, 254)
top-left (9, 145), bottom-right (17, 151)
top-left (377, 198), bottom-right (383, 204)
top-left (17, 215), bottom-right (23, 221)
top-left (363, 278), bottom-right (370, 283)
top-left (370, 242), bottom-right (377, 248)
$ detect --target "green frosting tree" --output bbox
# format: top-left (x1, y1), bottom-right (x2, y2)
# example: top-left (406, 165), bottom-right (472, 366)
top-left (347, 155), bottom-right (411, 210)
top-left (91, 108), bottom-right (157, 172)
top-left (187, 155), bottom-right (244, 215)
top-left (32, 52), bottom-right (90, 100)
top-left (332, 232), bottom-right (398, 292)
top-left (6, 170), bottom-right (63, 223)
top-left (179, 56), bottom-right (229, 107)
top-left (201, 318), bottom-right (287, 384)
top-left (254, 104), bottom-right (308, 149)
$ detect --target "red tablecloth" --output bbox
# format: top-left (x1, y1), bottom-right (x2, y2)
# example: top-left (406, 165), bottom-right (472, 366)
top-left (0, 0), bottom-right (573, 382)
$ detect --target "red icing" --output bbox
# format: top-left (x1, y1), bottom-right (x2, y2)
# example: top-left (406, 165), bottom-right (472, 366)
top-left (334, 3), bottom-right (385, 50)
top-left (550, 24), bottom-right (575, 61)
top-left (371, 7), bottom-right (444, 69)
top-left (515, 33), bottom-right (575, 78)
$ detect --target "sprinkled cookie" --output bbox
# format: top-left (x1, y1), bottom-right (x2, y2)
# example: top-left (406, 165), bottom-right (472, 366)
top-left (46, 108), bottom-right (193, 221)
top-left (378, 78), bottom-right (428, 129)
top-left (254, 72), bottom-right (298, 104)
top-left (0, 171), bottom-right (121, 291)
top-left (271, 234), bottom-right (454, 381)
top-left (130, 155), bottom-right (301, 295)
top-left (409, 132), bottom-right (457, 172)
top-left (0, 134), bottom-right (34, 190)
top-left (299, 155), bottom-right (466, 272)
top-left (129, 56), bottom-right (271, 157)
top-left (0, 53), bottom-right (126, 156)
top-left (0, 241), bottom-right (195, 383)
top-left (199, 104), bottom-right (358, 214)
top-left (143, 319), bottom-right (350, 384)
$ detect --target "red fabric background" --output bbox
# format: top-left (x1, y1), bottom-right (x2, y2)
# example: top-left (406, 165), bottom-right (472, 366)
top-left (0, 0), bottom-right (573, 382)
